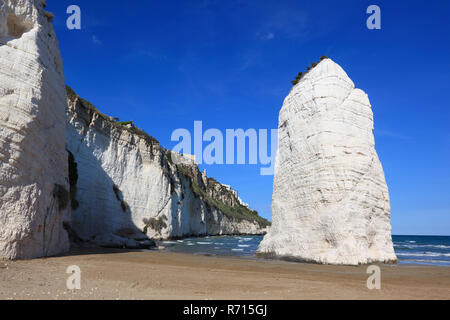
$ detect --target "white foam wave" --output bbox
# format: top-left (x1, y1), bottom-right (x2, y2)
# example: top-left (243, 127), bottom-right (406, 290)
top-left (401, 259), bottom-right (450, 265)
top-left (396, 252), bottom-right (450, 257)
top-left (394, 244), bottom-right (450, 249)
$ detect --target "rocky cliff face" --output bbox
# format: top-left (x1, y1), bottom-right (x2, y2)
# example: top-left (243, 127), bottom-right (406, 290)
top-left (66, 87), bottom-right (269, 248)
top-left (0, 0), bottom-right (70, 259)
top-left (257, 58), bottom-right (397, 265)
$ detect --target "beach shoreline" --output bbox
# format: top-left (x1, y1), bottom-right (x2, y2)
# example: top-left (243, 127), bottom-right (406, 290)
top-left (1, 248), bottom-right (449, 300)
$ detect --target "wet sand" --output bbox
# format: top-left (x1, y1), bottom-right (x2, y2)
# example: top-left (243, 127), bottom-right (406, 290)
top-left (1, 248), bottom-right (449, 300)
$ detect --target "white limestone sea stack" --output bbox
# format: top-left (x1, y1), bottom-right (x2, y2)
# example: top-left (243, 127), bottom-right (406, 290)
top-left (257, 58), bottom-right (397, 265)
top-left (0, 0), bottom-right (70, 259)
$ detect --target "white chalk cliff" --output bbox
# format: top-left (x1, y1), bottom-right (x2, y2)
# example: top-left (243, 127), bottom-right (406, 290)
top-left (257, 58), bottom-right (397, 265)
top-left (0, 0), bottom-right (268, 258)
top-left (66, 87), bottom-right (269, 248)
top-left (0, 0), bottom-right (70, 259)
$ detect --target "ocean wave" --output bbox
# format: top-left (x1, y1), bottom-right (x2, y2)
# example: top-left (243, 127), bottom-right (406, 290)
top-left (394, 245), bottom-right (415, 249)
top-left (396, 252), bottom-right (450, 257)
top-left (400, 259), bottom-right (450, 265)
top-left (430, 245), bottom-right (450, 249)
top-left (394, 244), bottom-right (450, 249)
top-left (160, 235), bottom-right (450, 266)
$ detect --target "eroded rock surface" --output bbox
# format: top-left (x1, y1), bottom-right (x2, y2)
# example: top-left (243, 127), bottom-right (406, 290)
top-left (0, 0), bottom-right (70, 259)
top-left (66, 87), bottom-right (269, 247)
top-left (257, 58), bottom-right (396, 265)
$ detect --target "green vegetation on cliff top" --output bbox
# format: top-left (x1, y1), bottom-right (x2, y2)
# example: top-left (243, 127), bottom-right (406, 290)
top-left (66, 85), bottom-right (270, 229)
top-left (66, 85), bottom-right (159, 146)
top-left (177, 164), bottom-right (270, 228)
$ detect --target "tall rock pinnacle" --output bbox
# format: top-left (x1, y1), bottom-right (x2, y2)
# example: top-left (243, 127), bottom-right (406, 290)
top-left (0, 0), bottom-right (70, 259)
top-left (257, 58), bottom-right (397, 265)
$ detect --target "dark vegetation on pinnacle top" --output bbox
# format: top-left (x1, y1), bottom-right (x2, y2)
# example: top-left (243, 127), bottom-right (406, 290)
top-left (43, 11), bottom-right (54, 23)
top-left (291, 55), bottom-right (329, 86)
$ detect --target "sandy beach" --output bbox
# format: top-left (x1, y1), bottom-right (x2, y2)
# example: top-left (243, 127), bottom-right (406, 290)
top-left (0, 248), bottom-right (449, 300)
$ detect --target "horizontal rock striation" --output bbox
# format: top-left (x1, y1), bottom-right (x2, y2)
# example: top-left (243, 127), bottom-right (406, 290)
top-left (0, 0), bottom-right (70, 259)
top-left (66, 87), bottom-right (270, 248)
top-left (257, 58), bottom-right (396, 265)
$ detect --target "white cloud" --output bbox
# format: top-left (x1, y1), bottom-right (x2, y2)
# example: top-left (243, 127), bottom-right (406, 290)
top-left (375, 129), bottom-right (409, 140)
top-left (257, 32), bottom-right (275, 41)
top-left (265, 32), bottom-right (275, 40)
top-left (92, 35), bottom-right (102, 45)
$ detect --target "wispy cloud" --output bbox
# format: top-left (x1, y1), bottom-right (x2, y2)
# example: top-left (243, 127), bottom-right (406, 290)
top-left (131, 49), bottom-right (167, 60)
top-left (257, 6), bottom-right (309, 39)
top-left (92, 35), bottom-right (102, 45)
top-left (257, 32), bottom-right (275, 40)
top-left (234, 50), bottom-right (263, 72)
top-left (375, 129), bottom-right (409, 140)
top-left (118, 46), bottom-right (168, 63)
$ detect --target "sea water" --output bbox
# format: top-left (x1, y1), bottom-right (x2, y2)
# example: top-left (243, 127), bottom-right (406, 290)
top-left (158, 235), bottom-right (450, 267)
top-left (392, 235), bottom-right (450, 266)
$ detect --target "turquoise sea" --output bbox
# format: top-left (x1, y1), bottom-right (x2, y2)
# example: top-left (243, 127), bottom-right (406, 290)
top-left (158, 235), bottom-right (450, 267)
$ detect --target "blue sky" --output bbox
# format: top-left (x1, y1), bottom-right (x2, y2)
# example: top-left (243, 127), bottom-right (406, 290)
top-left (48, 0), bottom-right (449, 235)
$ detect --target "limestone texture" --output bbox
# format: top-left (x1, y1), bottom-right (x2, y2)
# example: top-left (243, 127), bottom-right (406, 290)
top-left (257, 58), bottom-right (397, 265)
top-left (66, 87), bottom-right (269, 248)
top-left (0, 0), bottom-right (70, 259)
